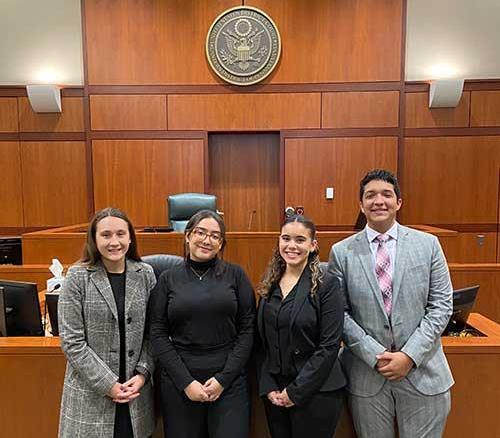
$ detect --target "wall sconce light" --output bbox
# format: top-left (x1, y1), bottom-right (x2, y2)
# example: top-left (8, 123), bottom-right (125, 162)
top-left (428, 78), bottom-right (464, 108)
top-left (26, 85), bottom-right (62, 113)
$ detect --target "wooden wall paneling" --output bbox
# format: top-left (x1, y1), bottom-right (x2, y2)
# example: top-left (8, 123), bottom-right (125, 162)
top-left (92, 139), bottom-right (205, 226)
top-left (405, 91), bottom-right (470, 128)
top-left (0, 265), bottom-right (55, 291)
top-left (449, 265), bottom-right (500, 323)
top-left (22, 235), bottom-right (85, 265)
top-left (21, 142), bottom-right (89, 227)
top-left (168, 93), bottom-right (321, 131)
top-left (84, 0), bottom-right (238, 85)
top-left (0, 98), bottom-right (19, 132)
top-left (89, 95), bottom-right (167, 131)
top-left (471, 91), bottom-right (500, 127)
top-left (322, 91), bottom-right (400, 128)
top-left (444, 353), bottom-right (500, 437)
top-left (400, 137), bottom-right (500, 225)
top-left (0, 345), bottom-right (66, 438)
top-left (209, 134), bottom-right (281, 232)
top-left (284, 137), bottom-right (398, 226)
top-left (18, 97), bottom-right (84, 132)
top-left (224, 234), bottom-right (278, 285)
top-left (441, 232), bottom-right (498, 263)
top-left (0, 142), bottom-right (24, 226)
top-left (247, 0), bottom-right (402, 83)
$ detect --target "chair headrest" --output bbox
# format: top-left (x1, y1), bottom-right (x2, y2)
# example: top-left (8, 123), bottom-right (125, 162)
top-left (168, 193), bottom-right (217, 220)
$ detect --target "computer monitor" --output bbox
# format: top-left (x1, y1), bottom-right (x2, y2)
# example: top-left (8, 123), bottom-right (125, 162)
top-left (0, 280), bottom-right (43, 336)
top-left (446, 285), bottom-right (480, 332)
top-left (45, 292), bottom-right (59, 336)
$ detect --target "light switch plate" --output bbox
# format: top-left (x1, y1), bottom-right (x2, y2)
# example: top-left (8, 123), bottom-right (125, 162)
top-left (326, 187), bottom-right (334, 199)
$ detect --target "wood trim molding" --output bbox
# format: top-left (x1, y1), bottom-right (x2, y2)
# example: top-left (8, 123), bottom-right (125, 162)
top-left (420, 224), bottom-right (498, 233)
top-left (90, 130), bottom-right (207, 140)
top-left (0, 133), bottom-right (20, 141)
top-left (405, 127), bottom-right (500, 136)
top-left (281, 128), bottom-right (400, 138)
top-left (405, 80), bottom-right (500, 93)
top-left (19, 132), bottom-right (86, 141)
top-left (1, 133), bottom-right (85, 141)
top-left (398, 0), bottom-right (408, 193)
top-left (0, 87), bottom-right (83, 97)
top-left (88, 82), bottom-right (402, 95)
top-left (0, 227), bottom-right (48, 236)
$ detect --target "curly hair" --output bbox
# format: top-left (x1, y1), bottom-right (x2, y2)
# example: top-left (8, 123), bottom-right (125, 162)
top-left (257, 215), bottom-right (323, 298)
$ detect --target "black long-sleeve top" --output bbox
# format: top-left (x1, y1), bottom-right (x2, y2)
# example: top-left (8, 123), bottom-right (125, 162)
top-left (263, 284), bottom-right (298, 377)
top-left (149, 259), bottom-right (256, 392)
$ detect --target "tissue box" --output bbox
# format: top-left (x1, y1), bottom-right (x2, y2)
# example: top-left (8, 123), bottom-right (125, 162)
top-left (47, 277), bottom-right (64, 293)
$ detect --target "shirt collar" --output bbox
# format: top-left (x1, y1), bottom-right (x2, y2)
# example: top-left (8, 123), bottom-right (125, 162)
top-left (366, 221), bottom-right (399, 243)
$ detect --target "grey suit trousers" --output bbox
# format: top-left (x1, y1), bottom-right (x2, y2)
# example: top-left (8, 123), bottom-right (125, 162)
top-left (348, 378), bottom-right (451, 438)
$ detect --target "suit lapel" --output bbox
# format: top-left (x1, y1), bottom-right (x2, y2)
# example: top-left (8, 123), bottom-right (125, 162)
top-left (289, 267), bottom-right (311, 331)
top-left (354, 232), bottom-right (388, 317)
top-left (88, 263), bottom-right (118, 320)
top-left (391, 224), bottom-right (409, 307)
top-left (124, 259), bottom-right (141, 315)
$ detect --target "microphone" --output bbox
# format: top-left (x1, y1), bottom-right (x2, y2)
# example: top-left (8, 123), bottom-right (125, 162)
top-left (284, 206), bottom-right (295, 218)
top-left (247, 210), bottom-right (256, 230)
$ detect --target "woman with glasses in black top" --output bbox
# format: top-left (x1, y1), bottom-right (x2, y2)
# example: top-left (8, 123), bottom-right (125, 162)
top-left (149, 209), bottom-right (255, 438)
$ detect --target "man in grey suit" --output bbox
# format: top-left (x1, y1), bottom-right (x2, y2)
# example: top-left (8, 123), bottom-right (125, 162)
top-left (329, 169), bottom-right (454, 438)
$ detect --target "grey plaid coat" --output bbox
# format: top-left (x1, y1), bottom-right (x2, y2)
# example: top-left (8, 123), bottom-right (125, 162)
top-left (58, 259), bottom-right (156, 437)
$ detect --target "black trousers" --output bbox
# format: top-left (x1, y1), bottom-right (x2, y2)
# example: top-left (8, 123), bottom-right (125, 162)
top-left (263, 388), bottom-right (344, 438)
top-left (160, 371), bottom-right (250, 438)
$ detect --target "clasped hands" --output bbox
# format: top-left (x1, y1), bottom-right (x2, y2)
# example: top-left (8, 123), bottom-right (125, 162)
top-left (267, 388), bottom-right (294, 408)
top-left (108, 374), bottom-right (146, 403)
top-left (376, 351), bottom-right (414, 381)
top-left (184, 377), bottom-right (224, 402)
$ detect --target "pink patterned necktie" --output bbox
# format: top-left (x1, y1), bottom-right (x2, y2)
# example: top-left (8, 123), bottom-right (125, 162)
top-left (375, 234), bottom-right (392, 315)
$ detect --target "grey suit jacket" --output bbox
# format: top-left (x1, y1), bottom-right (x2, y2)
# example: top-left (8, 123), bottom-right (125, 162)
top-left (329, 224), bottom-right (454, 397)
top-left (58, 259), bottom-right (156, 438)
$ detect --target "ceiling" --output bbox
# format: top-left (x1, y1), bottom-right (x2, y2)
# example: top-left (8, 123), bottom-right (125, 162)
top-left (0, 0), bottom-right (499, 86)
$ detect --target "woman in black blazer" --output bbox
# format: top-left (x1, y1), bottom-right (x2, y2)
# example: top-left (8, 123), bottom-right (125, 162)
top-left (256, 214), bottom-right (346, 438)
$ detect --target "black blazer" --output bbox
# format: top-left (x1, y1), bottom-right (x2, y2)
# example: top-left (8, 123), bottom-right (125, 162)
top-left (256, 267), bottom-right (346, 406)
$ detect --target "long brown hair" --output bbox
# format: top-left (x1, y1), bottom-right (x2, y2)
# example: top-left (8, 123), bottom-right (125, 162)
top-left (80, 207), bottom-right (141, 266)
top-left (257, 215), bottom-right (322, 298)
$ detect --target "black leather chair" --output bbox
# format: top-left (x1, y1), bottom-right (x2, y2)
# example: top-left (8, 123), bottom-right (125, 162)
top-left (142, 254), bottom-right (184, 280)
top-left (167, 193), bottom-right (217, 232)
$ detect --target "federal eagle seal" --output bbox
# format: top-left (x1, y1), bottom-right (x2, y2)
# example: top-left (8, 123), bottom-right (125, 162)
top-left (206, 6), bottom-right (281, 86)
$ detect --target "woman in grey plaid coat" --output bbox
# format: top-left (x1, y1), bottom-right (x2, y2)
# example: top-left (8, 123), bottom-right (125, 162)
top-left (58, 208), bottom-right (156, 438)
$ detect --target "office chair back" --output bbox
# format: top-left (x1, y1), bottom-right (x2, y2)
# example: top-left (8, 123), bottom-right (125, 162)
top-left (168, 193), bottom-right (217, 232)
top-left (142, 254), bottom-right (184, 280)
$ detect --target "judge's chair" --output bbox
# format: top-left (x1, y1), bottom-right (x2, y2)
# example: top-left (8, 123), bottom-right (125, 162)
top-left (167, 193), bottom-right (217, 232)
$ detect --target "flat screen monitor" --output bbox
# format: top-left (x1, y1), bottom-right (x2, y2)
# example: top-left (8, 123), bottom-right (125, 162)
top-left (446, 285), bottom-right (480, 332)
top-left (0, 279), bottom-right (43, 336)
top-left (45, 292), bottom-right (59, 336)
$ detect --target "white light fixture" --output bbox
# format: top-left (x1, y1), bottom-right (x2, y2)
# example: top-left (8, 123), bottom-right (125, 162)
top-left (427, 63), bottom-right (459, 79)
top-left (26, 85), bottom-right (62, 113)
top-left (428, 78), bottom-right (464, 108)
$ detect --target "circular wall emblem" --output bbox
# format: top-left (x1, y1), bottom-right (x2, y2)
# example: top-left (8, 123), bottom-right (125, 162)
top-left (206, 6), bottom-right (281, 86)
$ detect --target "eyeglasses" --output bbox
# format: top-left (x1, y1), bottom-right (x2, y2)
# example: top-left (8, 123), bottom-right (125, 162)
top-left (191, 227), bottom-right (222, 243)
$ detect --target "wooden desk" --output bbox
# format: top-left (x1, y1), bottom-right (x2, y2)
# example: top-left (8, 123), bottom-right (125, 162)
top-left (1, 313), bottom-right (498, 438)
